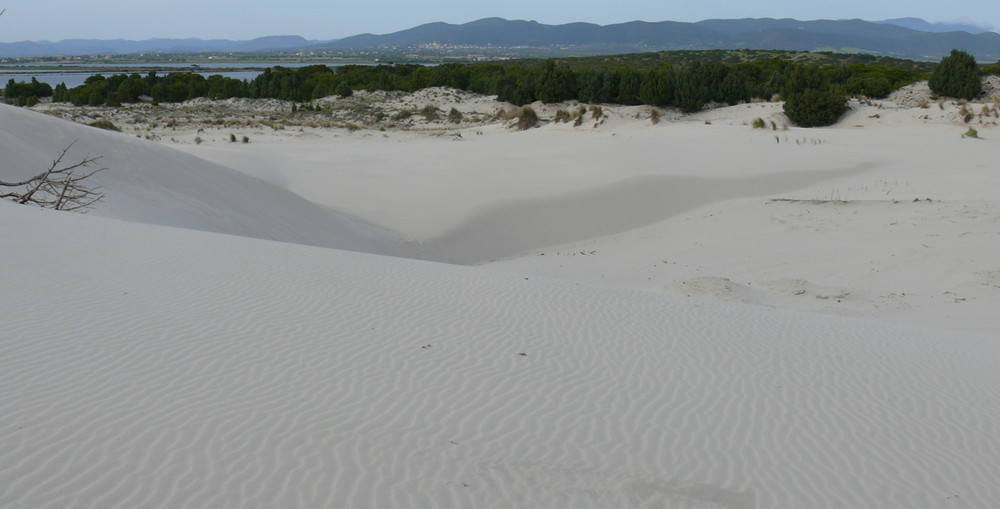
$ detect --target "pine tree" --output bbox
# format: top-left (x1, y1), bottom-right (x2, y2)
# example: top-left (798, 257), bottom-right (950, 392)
top-left (782, 65), bottom-right (848, 127)
top-left (928, 49), bottom-right (982, 100)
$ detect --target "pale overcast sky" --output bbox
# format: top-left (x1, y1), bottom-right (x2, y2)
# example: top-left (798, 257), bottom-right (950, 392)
top-left (0, 0), bottom-right (996, 42)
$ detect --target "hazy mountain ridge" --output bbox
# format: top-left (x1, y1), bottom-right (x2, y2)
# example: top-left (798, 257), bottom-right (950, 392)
top-left (321, 17), bottom-right (1000, 61)
top-left (0, 35), bottom-right (323, 58)
top-left (878, 17), bottom-right (994, 34)
top-left (3, 17), bottom-right (1000, 61)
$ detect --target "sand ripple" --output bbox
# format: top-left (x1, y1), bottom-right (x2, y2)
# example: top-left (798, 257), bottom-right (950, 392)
top-left (1, 204), bottom-right (999, 508)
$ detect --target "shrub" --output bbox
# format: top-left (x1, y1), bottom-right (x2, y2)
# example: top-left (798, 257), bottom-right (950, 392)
top-left (964, 127), bottom-right (978, 138)
top-left (590, 104), bottom-right (603, 120)
top-left (335, 80), bottom-right (352, 98)
top-left (87, 119), bottom-right (120, 131)
top-left (516, 106), bottom-right (539, 130)
top-left (929, 49), bottom-right (982, 100)
top-left (650, 107), bottom-right (660, 124)
top-left (230, 133), bottom-right (237, 142)
top-left (752, 117), bottom-right (766, 129)
top-left (554, 109), bottom-right (571, 123)
top-left (194, 136), bottom-right (203, 145)
top-left (448, 107), bottom-right (462, 123)
top-left (242, 136), bottom-right (249, 143)
top-left (420, 104), bottom-right (439, 121)
top-left (782, 65), bottom-right (848, 127)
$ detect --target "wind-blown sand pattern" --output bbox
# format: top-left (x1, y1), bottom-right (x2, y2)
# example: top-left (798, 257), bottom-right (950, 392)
top-left (2, 85), bottom-right (1000, 508)
top-left (2, 204), bottom-right (999, 508)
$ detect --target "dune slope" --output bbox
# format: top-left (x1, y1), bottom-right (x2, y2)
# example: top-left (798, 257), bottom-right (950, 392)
top-left (0, 104), bottom-right (393, 254)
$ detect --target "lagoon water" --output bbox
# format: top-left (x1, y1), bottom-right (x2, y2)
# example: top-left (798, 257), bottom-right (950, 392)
top-left (1, 62), bottom-right (375, 88)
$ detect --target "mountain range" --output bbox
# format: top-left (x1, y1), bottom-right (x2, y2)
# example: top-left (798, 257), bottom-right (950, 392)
top-left (0, 35), bottom-right (322, 58)
top-left (2, 18), bottom-right (999, 61)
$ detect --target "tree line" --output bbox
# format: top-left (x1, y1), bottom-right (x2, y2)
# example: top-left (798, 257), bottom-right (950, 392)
top-left (5, 51), bottom-right (992, 126)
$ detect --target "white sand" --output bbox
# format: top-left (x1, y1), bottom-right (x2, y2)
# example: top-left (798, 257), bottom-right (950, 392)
top-left (2, 88), bottom-right (1000, 508)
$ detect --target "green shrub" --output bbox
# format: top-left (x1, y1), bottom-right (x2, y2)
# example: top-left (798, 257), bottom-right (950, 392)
top-left (554, 109), bottom-right (571, 123)
top-left (335, 80), bottom-right (352, 98)
top-left (964, 127), bottom-right (979, 138)
top-left (242, 136), bottom-right (249, 143)
top-left (87, 119), bottom-right (120, 131)
top-left (782, 65), bottom-right (848, 127)
top-left (752, 117), bottom-right (766, 129)
top-left (448, 107), bottom-right (462, 123)
top-left (230, 133), bottom-right (237, 142)
top-left (929, 49), bottom-right (982, 100)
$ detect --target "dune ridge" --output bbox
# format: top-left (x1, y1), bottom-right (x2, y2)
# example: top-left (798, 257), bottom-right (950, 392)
top-left (0, 103), bottom-right (395, 254)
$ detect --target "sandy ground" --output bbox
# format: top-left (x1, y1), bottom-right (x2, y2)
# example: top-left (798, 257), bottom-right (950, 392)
top-left (42, 81), bottom-right (992, 332)
top-left (3, 80), bottom-right (1000, 508)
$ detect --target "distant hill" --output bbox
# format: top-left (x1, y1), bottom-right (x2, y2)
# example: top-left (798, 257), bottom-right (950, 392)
top-left (0, 36), bottom-right (323, 58)
top-left (320, 17), bottom-right (1000, 62)
top-left (4, 17), bottom-right (1000, 61)
top-left (878, 18), bottom-right (994, 34)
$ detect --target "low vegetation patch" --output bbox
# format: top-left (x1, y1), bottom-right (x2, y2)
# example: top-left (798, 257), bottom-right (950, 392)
top-left (516, 106), bottom-right (539, 130)
top-left (420, 104), bottom-right (439, 121)
top-left (87, 119), bottom-right (120, 131)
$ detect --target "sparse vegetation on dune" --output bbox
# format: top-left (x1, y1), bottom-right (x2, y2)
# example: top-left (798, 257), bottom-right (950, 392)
top-left (516, 106), bottom-right (539, 130)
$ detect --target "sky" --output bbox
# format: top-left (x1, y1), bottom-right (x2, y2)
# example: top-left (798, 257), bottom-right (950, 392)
top-left (0, 0), bottom-right (996, 42)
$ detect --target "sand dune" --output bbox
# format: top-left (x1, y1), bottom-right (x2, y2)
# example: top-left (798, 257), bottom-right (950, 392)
top-left (3, 88), bottom-right (1000, 507)
top-left (2, 202), bottom-right (998, 508)
top-left (0, 104), bottom-right (394, 254)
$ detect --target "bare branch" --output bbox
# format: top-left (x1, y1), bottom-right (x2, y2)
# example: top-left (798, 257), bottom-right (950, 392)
top-left (0, 140), bottom-right (108, 211)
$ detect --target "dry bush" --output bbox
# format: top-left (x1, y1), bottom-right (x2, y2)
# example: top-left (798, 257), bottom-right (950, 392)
top-left (420, 104), bottom-right (439, 121)
top-left (554, 109), bottom-right (571, 123)
top-left (0, 141), bottom-right (106, 211)
top-left (448, 107), bottom-right (463, 123)
top-left (589, 105), bottom-right (603, 120)
top-left (87, 119), bottom-right (120, 131)
top-left (917, 99), bottom-right (929, 108)
top-left (751, 117), bottom-right (766, 129)
top-left (516, 106), bottom-right (539, 130)
top-left (497, 107), bottom-right (522, 121)
top-left (649, 107), bottom-right (660, 124)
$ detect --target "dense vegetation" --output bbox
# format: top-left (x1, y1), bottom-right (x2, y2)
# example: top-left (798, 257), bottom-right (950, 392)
top-left (5, 48), bottom-right (976, 126)
top-left (4, 77), bottom-right (52, 106)
top-left (781, 65), bottom-right (849, 127)
top-left (928, 49), bottom-right (983, 100)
